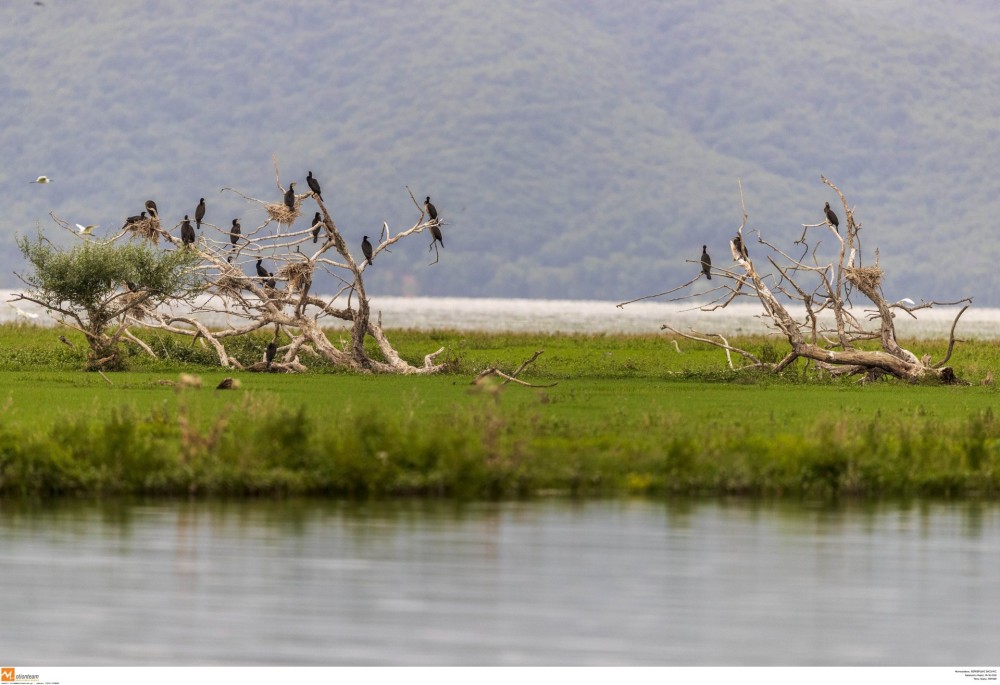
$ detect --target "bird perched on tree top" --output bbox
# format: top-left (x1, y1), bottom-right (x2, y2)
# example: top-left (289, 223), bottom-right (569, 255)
top-left (284, 183), bottom-right (296, 211)
top-left (733, 235), bottom-right (748, 260)
top-left (701, 245), bottom-right (712, 280)
top-left (195, 198), bottom-right (206, 230)
top-left (424, 196), bottom-right (438, 222)
top-left (180, 216), bottom-right (196, 246)
top-left (306, 171), bottom-right (322, 201)
top-left (824, 202), bottom-right (839, 232)
top-left (144, 200), bottom-right (158, 218)
top-left (230, 219), bottom-right (241, 247)
top-left (311, 212), bottom-right (322, 243)
top-left (361, 236), bottom-right (374, 265)
top-left (255, 258), bottom-right (268, 279)
top-left (123, 211), bottom-right (146, 229)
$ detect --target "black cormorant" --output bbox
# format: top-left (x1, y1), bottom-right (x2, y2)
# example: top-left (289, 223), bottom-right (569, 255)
top-left (122, 211), bottom-right (145, 229)
top-left (733, 235), bottom-right (748, 260)
top-left (230, 219), bottom-right (241, 247)
top-left (430, 223), bottom-right (444, 248)
top-left (265, 272), bottom-right (276, 290)
top-left (701, 245), bottom-right (712, 280)
top-left (307, 171), bottom-right (322, 201)
top-left (144, 200), bottom-right (158, 218)
top-left (265, 341), bottom-right (277, 369)
top-left (284, 183), bottom-right (296, 211)
top-left (180, 216), bottom-right (195, 245)
top-left (361, 236), bottom-right (373, 265)
top-left (824, 202), bottom-right (839, 231)
top-left (255, 258), bottom-right (268, 279)
top-left (311, 212), bottom-right (322, 243)
top-left (195, 198), bottom-right (206, 230)
top-left (424, 196), bottom-right (437, 222)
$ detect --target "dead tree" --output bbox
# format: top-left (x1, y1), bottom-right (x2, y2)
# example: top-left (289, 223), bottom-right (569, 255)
top-left (17, 158), bottom-right (447, 374)
top-left (135, 159), bottom-right (447, 374)
top-left (622, 177), bottom-right (971, 383)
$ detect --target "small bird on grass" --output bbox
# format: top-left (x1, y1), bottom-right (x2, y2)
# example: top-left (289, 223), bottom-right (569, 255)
top-left (216, 377), bottom-right (241, 390)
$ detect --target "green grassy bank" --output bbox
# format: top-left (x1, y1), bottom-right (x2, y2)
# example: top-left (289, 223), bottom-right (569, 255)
top-left (2, 324), bottom-right (999, 499)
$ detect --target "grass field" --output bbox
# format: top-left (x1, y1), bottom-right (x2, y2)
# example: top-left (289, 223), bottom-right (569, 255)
top-left (1, 323), bottom-right (999, 499)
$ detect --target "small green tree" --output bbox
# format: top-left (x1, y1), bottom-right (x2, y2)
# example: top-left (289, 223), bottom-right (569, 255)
top-left (14, 235), bottom-right (201, 370)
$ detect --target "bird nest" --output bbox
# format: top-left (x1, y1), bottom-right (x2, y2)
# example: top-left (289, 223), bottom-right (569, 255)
top-left (277, 262), bottom-right (312, 292)
top-left (126, 217), bottom-right (161, 243)
top-left (214, 274), bottom-right (245, 296)
top-left (265, 201), bottom-right (300, 225)
top-left (122, 292), bottom-right (155, 321)
top-left (845, 265), bottom-right (883, 290)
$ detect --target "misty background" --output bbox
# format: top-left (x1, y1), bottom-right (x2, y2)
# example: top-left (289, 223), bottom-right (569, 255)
top-left (2, 0), bottom-right (998, 304)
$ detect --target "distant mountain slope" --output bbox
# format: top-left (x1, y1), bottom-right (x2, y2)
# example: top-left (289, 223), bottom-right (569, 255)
top-left (2, 0), bottom-right (998, 306)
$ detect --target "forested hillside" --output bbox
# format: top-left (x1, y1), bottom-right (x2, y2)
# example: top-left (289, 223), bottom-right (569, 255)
top-left (2, 0), bottom-right (998, 303)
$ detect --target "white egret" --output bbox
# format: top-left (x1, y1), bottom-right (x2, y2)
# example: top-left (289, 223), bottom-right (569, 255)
top-left (76, 224), bottom-right (98, 235)
top-left (7, 303), bottom-right (39, 320)
top-left (30, 175), bottom-right (52, 184)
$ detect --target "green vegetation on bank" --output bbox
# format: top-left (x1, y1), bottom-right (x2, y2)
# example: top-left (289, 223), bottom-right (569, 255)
top-left (2, 323), bottom-right (1000, 499)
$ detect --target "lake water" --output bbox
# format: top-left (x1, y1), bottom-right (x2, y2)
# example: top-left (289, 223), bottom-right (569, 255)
top-left (1, 498), bottom-right (997, 666)
top-left (2, 290), bottom-right (998, 338)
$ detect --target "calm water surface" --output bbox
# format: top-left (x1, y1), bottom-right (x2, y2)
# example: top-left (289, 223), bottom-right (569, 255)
top-left (1, 498), bottom-right (997, 666)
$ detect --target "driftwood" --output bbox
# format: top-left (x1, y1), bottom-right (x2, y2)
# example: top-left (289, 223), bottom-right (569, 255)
top-left (472, 350), bottom-right (557, 388)
top-left (625, 177), bottom-right (971, 383)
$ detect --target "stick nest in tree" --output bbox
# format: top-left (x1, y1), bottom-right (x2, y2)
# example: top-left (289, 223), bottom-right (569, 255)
top-left (845, 265), bottom-right (883, 290)
top-left (265, 202), bottom-right (300, 225)
top-left (126, 217), bottom-right (161, 243)
top-left (214, 274), bottom-right (245, 296)
top-left (277, 262), bottom-right (311, 292)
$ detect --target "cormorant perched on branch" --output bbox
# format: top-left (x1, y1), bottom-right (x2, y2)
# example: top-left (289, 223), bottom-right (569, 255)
top-left (180, 216), bottom-right (195, 245)
top-left (195, 198), bottom-right (206, 230)
top-left (144, 200), bottom-right (158, 218)
top-left (733, 235), bottom-right (748, 260)
top-left (824, 202), bottom-right (840, 231)
top-left (311, 212), bottom-right (322, 243)
top-left (429, 222), bottom-right (444, 248)
top-left (265, 340), bottom-right (277, 369)
top-left (361, 236), bottom-right (373, 265)
top-left (265, 272), bottom-right (276, 290)
top-left (307, 171), bottom-right (322, 201)
top-left (701, 245), bottom-right (712, 280)
top-left (230, 219), bottom-right (241, 247)
top-left (424, 196), bottom-right (437, 222)
top-left (255, 258), bottom-right (268, 279)
top-left (284, 183), bottom-right (296, 211)
top-left (122, 211), bottom-right (146, 229)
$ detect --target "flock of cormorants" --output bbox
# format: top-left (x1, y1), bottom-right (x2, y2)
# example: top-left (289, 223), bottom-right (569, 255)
top-left (698, 203), bottom-right (838, 280)
top-left (118, 170), bottom-right (444, 278)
